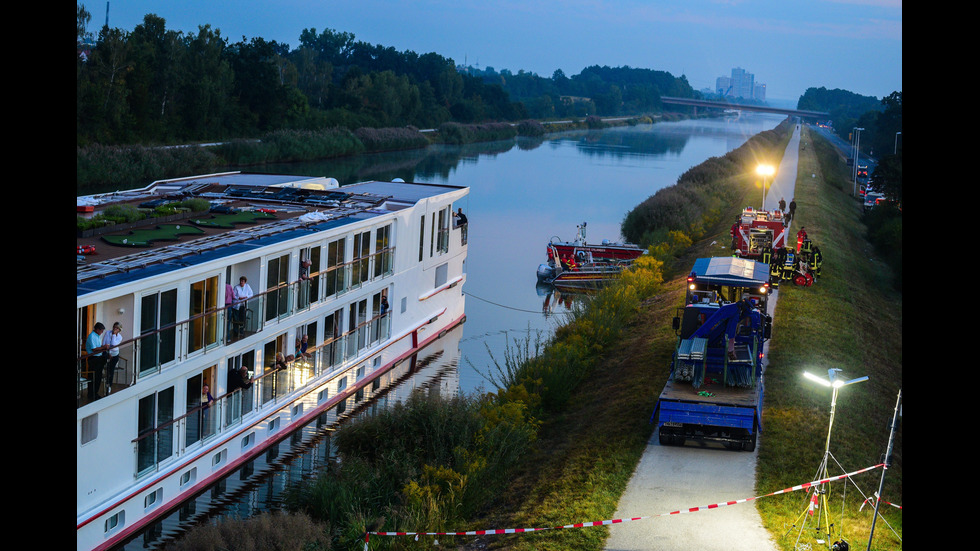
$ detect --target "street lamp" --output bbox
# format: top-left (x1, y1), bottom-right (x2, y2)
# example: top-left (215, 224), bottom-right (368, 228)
top-left (796, 368), bottom-right (869, 548)
top-left (757, 164), bottom-right (775, 210)
top-left (851, 128), bottom-right (865, 196)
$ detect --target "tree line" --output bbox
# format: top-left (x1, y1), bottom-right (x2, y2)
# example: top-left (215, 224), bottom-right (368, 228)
top-left (76, 4), bottom-right (696, 148)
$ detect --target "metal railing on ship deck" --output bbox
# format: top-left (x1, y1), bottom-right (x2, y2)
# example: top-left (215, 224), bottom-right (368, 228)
top-left (77, 247), bottom-right (394, 408)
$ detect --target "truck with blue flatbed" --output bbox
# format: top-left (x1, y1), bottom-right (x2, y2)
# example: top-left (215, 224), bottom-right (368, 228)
top-left (651, 256), bottom-right (772, 451)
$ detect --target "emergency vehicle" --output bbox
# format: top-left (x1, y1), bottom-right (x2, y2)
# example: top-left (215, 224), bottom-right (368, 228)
top-left (730, 206), bottom-right (788, 259)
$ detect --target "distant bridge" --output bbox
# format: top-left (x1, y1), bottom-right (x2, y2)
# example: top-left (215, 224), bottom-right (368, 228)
top-left (660, 97), bottom-right (829, 119)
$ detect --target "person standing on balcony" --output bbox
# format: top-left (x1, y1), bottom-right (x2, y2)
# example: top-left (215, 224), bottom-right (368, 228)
top-left (454, 208), bottom-right (468, 244)
top-left (85, 323), bottom-right (108, 400)
top-left (101, 322), bottom-right (124, 394)
top-left (232, 276), bottom-right (254, 339)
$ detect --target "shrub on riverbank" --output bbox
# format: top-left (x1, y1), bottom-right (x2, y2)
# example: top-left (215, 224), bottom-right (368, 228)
top-left (436, 122), bottom-right (518, 144)
top-left (76, 143), bottom-right (221, 195)
top-left (353, 126), bottom-right (430, 152)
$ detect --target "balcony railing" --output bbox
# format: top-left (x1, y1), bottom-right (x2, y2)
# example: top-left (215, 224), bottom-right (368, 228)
top-left (77, 247), bottom-right (395, 408)
top-left (128, 312), bottom-right (391, 477)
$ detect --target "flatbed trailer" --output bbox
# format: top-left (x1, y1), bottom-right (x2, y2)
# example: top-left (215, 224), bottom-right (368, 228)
top-left (652, 256), bottom-right (771, 452)
top-left (653, 378), bottom-right (763, 451)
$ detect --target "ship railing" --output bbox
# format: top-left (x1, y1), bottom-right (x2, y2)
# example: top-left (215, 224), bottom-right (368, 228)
top-left (127, 314), bottom-right (392, 478)
top-left (77, 249), bottom-right (396, 408)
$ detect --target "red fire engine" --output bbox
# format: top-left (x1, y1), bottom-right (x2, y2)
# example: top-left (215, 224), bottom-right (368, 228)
top-left (730, 207), bottom-right (788, 259)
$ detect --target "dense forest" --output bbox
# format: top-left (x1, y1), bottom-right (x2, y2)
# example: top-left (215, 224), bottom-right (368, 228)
top-left (76, 4), bottom-right (695, 147)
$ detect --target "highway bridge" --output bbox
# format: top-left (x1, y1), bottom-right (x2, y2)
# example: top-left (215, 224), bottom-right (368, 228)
top-left (660, 97), bottom-right (829, 119)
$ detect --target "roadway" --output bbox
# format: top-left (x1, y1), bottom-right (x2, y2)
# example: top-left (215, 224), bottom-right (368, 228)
top-left (602, 125), bottom-right (804, 551)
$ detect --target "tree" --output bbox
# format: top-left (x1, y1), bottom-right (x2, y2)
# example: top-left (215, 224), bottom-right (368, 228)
top-left (871, 154), bottom-right (902, 203)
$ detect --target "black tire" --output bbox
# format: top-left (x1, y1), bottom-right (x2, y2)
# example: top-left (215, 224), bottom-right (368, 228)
top-left (743, 432), bottom-right (757, 452)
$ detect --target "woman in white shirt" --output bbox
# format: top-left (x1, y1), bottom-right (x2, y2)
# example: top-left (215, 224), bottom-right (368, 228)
top-left (102, 322), bottom-right (123, 394)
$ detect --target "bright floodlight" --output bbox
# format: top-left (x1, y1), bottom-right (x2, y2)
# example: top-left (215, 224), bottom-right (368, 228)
top-left (803, 371), bottom-right (833, 387)
top-left (756, 164), bottom-right (775, 177)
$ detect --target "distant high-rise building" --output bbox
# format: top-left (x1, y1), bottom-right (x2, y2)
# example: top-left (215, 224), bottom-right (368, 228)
top-left (714, 68), bottom-right (766, 100)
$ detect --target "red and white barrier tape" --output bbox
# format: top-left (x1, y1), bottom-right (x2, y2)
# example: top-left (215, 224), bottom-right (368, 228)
top-left (364, 463), bottom-right (885, 547)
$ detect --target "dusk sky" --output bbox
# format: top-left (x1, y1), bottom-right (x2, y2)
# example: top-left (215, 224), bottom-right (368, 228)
top-left (89, 0), bottom-right (901, 102)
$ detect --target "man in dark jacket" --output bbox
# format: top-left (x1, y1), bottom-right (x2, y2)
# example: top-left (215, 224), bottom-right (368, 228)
top-left (228, 366), bottom-right (253, 393)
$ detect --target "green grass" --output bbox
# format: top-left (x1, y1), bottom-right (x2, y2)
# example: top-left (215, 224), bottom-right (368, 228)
top-left (101, 224), bottom-right (205, 246)
top-left (756, 126), bottom-right (902, 550)
top-left (191, 211), bottom-right (277, 228)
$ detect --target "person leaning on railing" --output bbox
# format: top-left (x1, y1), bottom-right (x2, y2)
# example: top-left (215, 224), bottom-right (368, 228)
top-left (85, 323), bottom-right (109, 400)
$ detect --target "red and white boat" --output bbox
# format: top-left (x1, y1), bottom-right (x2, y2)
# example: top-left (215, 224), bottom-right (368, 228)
top-left (546, 222), bottom-right (644, 265)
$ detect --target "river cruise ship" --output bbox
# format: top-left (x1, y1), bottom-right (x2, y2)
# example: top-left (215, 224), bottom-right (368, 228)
top-left (76, 172), bottom-right (468, 550)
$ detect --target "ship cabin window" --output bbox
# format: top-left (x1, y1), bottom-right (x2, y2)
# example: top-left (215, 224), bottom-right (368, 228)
top-left (185, 368), bottom-right (216, 447)
top-left (435, 263), bottom-right (449, 288)
top-left (323, 309), bottom-right (343, 370)
top-left (401, 297), bottom-right (407, 314)
top-left (432, 206), bottom-right (450, 256)
top-left (352, 231), bottom-right (371, 287)
top-left (325, 237), bottom-right (346, 298)
top-left (297, 246), bottom-right (321, 309)
top-left (419, 215), bottom-right (425, 262)
top-left (212, 449), bottom-right (226, 467)
top-left (262, 333), bottom-right (288, 405)
top-left (180, 468), bottom-right (197, 488)
top-left (104, 511), bottom-right (124, 534)
top-left (292, 403), bottom-right (303, 417)
top-left (139, 289), bottom-right (177, 377)
top-left (337, 376), bottom-right (347, 392)
top-left (241, 432), bottom-right (254, 450)
top-left (269, 417), bottom-right (280, 434)
top-left (265, 254), bottom-right (290, 322)
top-left (144, 487), bottom-right (162, 510)
top-left (374, 224), bottom-right (393, 278)
top-left (188, 276), bottom-right (219, 355)
top-left (136, 386), bottom-right (175, 476)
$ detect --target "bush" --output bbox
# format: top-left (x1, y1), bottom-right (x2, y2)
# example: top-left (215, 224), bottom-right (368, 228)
top-left (162, 511), bottom-right (330, 551)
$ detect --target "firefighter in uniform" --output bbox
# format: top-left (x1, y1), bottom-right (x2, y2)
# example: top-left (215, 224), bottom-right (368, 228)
top-left (812, 245), bottom-right (823, 277)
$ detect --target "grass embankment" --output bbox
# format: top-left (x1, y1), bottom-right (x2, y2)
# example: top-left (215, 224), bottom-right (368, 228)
top-left (756, 126), bottom-right (902, 550)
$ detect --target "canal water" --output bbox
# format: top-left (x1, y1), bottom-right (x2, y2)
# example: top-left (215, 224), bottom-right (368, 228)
top-left (117, 113), bottom-right (784, 549)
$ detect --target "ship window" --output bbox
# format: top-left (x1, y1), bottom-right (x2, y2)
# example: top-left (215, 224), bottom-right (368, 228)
top-left (265, 255), bottom-right (290, 322)
top-left (352, 231), bottom-right (370, 287)
top-left (337, 377), bottom-right (347, 392)
top-left (269, 417), bottom-right (280, 433)
top-left (136, 386), bottom-right (175, 475)
top-left (144, 488), bottom-right (162, 510)
top-left (139, 289), bottom-right (177, 376)
top-left (180, 468), bottom-right (197, 488)
top-left (325, 238), bottom-right (346, 298)
top-left (292, 403), bottom-right (303, 417)
top-left (435, 263), bottom-right (448, 288)
top-left (212, 449), bottom-right (226, 467)
top-left (401, 297), bottom-right (407, 313)
top-left (317, 389), bottom-right (326, 403)
top-left (419, 215), bottom-right (425, 261)
top-left (81, 413), bottom-right (98, 445)
top-left (104, 511), bottom-right (124, 534)
top-left (374, 224), bottom-right (392, 278)
top-left (242, 432), bottom-right (254, 450)
top-left (188, 276), bottom-right (219, 355)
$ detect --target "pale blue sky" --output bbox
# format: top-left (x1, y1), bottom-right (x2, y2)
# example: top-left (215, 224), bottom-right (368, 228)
top-left (87, 0), bottom-right (902, 101)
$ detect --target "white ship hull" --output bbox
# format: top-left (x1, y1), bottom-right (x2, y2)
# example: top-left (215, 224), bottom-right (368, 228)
top-left (76, 174), bottom-right (468, 550)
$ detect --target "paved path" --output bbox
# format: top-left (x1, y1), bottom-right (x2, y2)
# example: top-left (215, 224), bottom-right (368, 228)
top-left (604, 124), bottom-right (802, 551)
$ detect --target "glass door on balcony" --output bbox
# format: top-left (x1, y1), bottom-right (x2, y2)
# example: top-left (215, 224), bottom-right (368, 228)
top-left (139, 289), bottom-right (177, 376)
top-left (265, 254), bottom-right (290, 322)
top-left (136, 385), bottom-right (174, 476)
top-left (188, 276), bottom-right (219, 354)
top-left (352, 231), bottom-right (370, 288)
top-left (374, 224), bottom-right (392, 278)
top-left (325, 237), bottom-right (346, 298)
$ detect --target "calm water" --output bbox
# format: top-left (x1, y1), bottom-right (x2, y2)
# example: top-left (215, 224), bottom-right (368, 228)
top-left (116, 113), bottom-right (784, 549)
top-left (253, 113), bottom-right (783, 395)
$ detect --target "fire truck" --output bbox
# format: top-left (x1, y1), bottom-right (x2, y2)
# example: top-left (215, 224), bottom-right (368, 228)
top-left (730, 206), bottom-right (788, 259)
